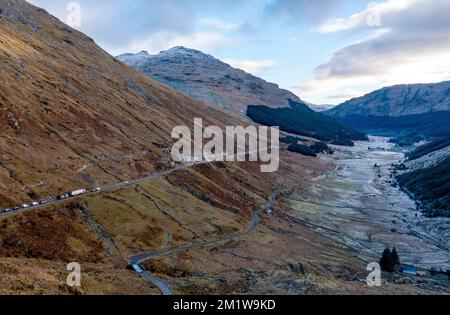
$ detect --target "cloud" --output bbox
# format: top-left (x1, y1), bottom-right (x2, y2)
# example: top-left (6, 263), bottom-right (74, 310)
top-left (313, 0), bottom-right (416, 33)
top-left (223, 59), bottom-right (277, 75)
top-left (124, 31), bottom-right (233, 56)
top-left (27, 0), bottom-right (241, 54)
top-left (299, 0), bottom-right (450, 104)
top-left (199, 18), bottom-right (239, 31)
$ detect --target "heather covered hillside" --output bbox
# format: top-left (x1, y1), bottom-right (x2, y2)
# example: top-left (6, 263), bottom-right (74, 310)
top-left (0, 0), bottom-right (251, 206)
top-left (0, 0), bottom-right (449, 297)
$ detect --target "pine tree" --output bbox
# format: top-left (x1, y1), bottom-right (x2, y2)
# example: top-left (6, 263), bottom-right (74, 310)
top-left (392, 247), bottom-right (400, 267)
top-left (380, 248), bottom-right (395, 272)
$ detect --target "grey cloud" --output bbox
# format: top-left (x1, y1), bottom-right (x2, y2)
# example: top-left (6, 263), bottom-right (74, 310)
top-left (312, 0), bottom-right (450, 80)
top-left (28, 0), bottom-right (241, 52)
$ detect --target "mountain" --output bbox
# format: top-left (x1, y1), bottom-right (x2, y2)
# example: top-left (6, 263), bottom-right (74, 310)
top-left (118, 48), bottom-right (366, 146)
top-left (325, 82), bottom-right (450, 144)
top-left (2, 0), bottom-right (446, 296)
top-left (398, 156), bottom-right (450, 218)
top-left (306, 103), bottom-right (335, 112)
top-left (0, 0), bottom-right (389, 295)
top-left (327, 81), bottom-right (450, 117)
top-left (117, 47), bottom-right (302, 115)
top-left (0, 2), bottom-right (248, 206)
top-left (0, 0), bottom-right (286, 293)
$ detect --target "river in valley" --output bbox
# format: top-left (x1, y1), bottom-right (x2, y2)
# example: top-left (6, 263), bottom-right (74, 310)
top-left (289, 136), bottom-right (450, 271)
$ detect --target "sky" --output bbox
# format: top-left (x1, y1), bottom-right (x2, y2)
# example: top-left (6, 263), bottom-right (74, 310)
top-left (28, 0), bottom-right (450, 105)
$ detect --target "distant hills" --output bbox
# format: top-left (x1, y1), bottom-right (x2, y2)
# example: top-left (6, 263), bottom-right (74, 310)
top-left (117, 47), bottom-right (302, 115)
top-left (326, 82), bottom-right (450, 145)
top-left (119, 47), bottom-right (366, 146)
top-left (327, 81), bottom-right (450, 117)
top-left (306, 103), bottom-right (335, 112)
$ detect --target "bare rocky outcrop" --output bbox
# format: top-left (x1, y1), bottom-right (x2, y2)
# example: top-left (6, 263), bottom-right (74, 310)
top-left (117, 47), bottom-right (302, 116)
top-left (327, 81), bottom-right (450, 118)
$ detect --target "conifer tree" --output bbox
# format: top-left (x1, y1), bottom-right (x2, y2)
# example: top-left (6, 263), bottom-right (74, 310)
top-left (380, 248), bottom-right (395, 272)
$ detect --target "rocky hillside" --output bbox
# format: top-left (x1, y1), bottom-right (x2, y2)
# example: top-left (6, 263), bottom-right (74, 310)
top-left (0, 0), bottom-right (250, 206)
top-left (118, 48), bottom-right (366, 146)
top-left (327, 81), bottom-right (450, 118)
top-left (1, 0), bottom-right (446, 295)
top-left (0, 0), bottom-right (305, 294)
top-left (325, 82), bottom-right (450, 144)
top-left (117, 47), bottom-right (302, 115)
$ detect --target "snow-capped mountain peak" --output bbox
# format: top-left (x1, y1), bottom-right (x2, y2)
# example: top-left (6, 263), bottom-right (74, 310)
top-left (117, 46), bottom-right (302, 114)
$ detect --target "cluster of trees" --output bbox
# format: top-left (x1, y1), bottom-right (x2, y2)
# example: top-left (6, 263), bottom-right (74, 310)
top-left (280, 136), bottom-right (302, 145)
top-left (287, 144), bottom-right (317, 157)
top-left (247, 99), bottom-right (367, 146)
top-left (379, 247), bottom-right (401, 272)
top-left (287, 141), bottom-right (334, 158)
top-left (310, 141), bottom-right (334, 155)
top-left (380, 248), bottom-right (450, 279)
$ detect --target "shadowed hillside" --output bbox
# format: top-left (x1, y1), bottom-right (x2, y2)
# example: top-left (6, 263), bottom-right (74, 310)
top-left (247, 100), bottom-right (367, 146)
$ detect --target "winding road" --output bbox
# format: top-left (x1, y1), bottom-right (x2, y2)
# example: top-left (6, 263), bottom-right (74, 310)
top-left (0, 161), bottom-right (213, 217)
top-left (130, 193), bottom-right (277, 295)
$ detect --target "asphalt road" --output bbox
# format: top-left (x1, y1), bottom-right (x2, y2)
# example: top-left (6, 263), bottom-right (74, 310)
top-left (1, 148), bottom-right (279, 217)
top-left (130, 193), bottom-right (277, 295)
top-left (0, 150), bottom-right (279, 295)
top-left (0, 161), bottom-right (210, 217)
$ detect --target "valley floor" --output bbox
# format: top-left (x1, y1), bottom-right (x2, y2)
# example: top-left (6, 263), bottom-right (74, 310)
top-left (308, 136), bottom-right (450, 270)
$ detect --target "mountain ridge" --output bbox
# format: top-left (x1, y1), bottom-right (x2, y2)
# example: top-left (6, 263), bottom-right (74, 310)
top-left (117, 46), bottom-right (302, 115)
top-left (327, 81), bottom-right (450, 118)
top-left (325, 81), bottom-right (450, 144)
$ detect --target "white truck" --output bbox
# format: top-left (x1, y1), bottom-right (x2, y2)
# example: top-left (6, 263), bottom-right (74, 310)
top-left (69, 189), bottom-right (87, 197)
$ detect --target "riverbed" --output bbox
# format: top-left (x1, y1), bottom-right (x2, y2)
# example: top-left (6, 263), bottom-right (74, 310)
top-left (289, 136), bottom-right (450, 270)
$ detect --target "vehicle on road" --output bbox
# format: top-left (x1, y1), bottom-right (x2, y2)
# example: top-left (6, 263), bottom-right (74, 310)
top-left (57, 194), bottom-right (68, 201)
top-left (69, 189), bottom-right (87, 197)
top-left (132, 264), bottom-right (145, 274)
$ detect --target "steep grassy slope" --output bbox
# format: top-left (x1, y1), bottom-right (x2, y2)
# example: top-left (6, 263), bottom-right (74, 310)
top-left (0, 0), bottom-right (313, 294)
top-left (0, 0), bottom-right (245, 207)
